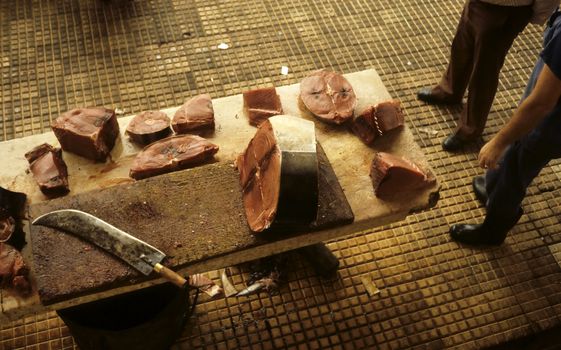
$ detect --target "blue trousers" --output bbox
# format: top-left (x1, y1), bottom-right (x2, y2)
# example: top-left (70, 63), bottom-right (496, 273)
top-left (484, 54), bottom-right (561, 235)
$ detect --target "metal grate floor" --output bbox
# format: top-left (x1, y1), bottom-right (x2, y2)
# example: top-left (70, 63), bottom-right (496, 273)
top-left (2, 0), bottom-right (561, 349)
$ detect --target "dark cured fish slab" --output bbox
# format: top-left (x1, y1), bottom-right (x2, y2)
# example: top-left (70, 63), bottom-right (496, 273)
top-left (28, 144), bottom-right (353, 305)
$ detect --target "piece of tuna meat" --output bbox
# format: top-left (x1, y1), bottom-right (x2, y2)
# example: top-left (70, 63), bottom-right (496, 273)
top-left (130, 135), bottom-right (219, 180)
top-left (126, 111), bottom-right (171, 145)
top-left (0, 210), bottom-right (14, 242)
top-left (351, 100), bottom-right (404, 144)
top-left (172, 94), bottom-right (215, 134)
top-left (370, 152), bottom-right (435, 199)
top-left (351, 105), bottom-right (377, 144)
top-left (0, 187), bottom-right (26, 220)
top-left (237, 115), bottom-right (318, 232)
top-left (25, 143), bottom-right (69, 197)
top-left (242, 87), bottom-right (283, 126)
top-left (51, 107), bottom-right (119, 162)
top-left (0, 242), bottom-right (31, 296)
top-left (0, 187), bottom-right (26, 250)
top-left (300, 69), bottom-right (356, 124)
top-left (375, 100), bottom-right (404, 132)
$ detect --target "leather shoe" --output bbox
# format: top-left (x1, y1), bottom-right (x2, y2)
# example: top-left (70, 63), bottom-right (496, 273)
top-left (442, 134), bottom-right (469, 152)
top-left (472, 176), bottom-right (488, 206)
top-left (450, 209), bottom-right (523, 246)
top-left (417, 88), bottom-right (461, 105)
top-left (449, 224), bottom-right (504, 246)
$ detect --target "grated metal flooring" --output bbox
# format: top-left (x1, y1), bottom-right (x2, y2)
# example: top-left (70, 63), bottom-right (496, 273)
top-left (2, 0), bottom-right (561, 349)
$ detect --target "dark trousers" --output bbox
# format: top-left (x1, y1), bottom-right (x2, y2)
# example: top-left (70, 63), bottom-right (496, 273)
top-left (435, 0), bottom-right (531, 140)
top-left (484, 54), bottom-right (561, 238)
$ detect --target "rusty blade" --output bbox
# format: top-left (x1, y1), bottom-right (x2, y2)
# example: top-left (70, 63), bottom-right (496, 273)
top-left (32, 209), bottom-right (166, 276)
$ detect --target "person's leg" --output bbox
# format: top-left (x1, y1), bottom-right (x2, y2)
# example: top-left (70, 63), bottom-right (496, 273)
top-left (484, 57), bottom-right (546, 196)
top-left (452, 106), bottom-right (561, 245)
top-left (454, 4), bottom-right (531, 141)
top-left (431, 2), bottom-right (474, 102)
top-left (484, 105), bottom-right (561, 225)
top-left (482, 140), bottom-right (546, 238)
top-left (451, 147), bottom-right (545, 245)
top-left (418, 1), bottom-right (476, 104)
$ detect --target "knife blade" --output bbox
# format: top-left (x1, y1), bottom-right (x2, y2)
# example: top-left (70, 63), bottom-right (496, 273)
top-left (32, 209), bottom-right (187, 288)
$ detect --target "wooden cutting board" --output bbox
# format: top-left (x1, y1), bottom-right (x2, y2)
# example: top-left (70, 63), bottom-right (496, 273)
top-left (29, 144), bottom-right (353, 305)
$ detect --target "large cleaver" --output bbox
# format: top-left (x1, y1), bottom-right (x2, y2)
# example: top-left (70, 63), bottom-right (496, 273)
top-left (32, 209), bottom-right (188, 288)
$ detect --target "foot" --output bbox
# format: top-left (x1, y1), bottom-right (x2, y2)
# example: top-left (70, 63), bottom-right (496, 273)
top-left (450, 208), bottom-right (523, 246)
top-left (472, 176), bottom-right (488, 206)
top-left (441, 134), bottom-right (473, 152)
top-left (417, 87), bottom-right (461, 105)
top-left (449, 224), bottom-right (504, 246)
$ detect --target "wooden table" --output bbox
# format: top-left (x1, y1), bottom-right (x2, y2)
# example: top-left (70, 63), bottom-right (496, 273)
top-left (0, 69), bottom-right (439, 322)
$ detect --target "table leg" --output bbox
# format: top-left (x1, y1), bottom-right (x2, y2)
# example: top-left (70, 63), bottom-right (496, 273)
top-left (236, 243), bottom-right (340, 296)
top-left (296, 243), bottom-right (340, 278)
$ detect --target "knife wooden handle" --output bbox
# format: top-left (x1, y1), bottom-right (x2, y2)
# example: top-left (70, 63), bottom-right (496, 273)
top-left (154, 263), bottom-right (187, 288)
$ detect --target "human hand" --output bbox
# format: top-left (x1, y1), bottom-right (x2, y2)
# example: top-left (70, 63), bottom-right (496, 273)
top-left (478, 137), bottom-right (508, 170)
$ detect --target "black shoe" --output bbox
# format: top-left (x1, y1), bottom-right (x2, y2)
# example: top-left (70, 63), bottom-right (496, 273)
top-left (442, 134), bottom-right (469, 152)
top-left (449, 209), bottom-right (523, 246)
top-left (472, 176), bottom-right (488, 206)
top-left (449, 224), bottom-right (504, 246)
top-left (417, 88), bottom-right (461, 105)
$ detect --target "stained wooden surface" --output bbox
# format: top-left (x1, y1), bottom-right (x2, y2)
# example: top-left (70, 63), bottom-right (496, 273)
top-left (0, 69), bottom-right (439, 321)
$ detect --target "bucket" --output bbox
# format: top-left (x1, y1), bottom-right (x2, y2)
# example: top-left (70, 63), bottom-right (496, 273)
top-left (57, 283), bottom-right (195, 350)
